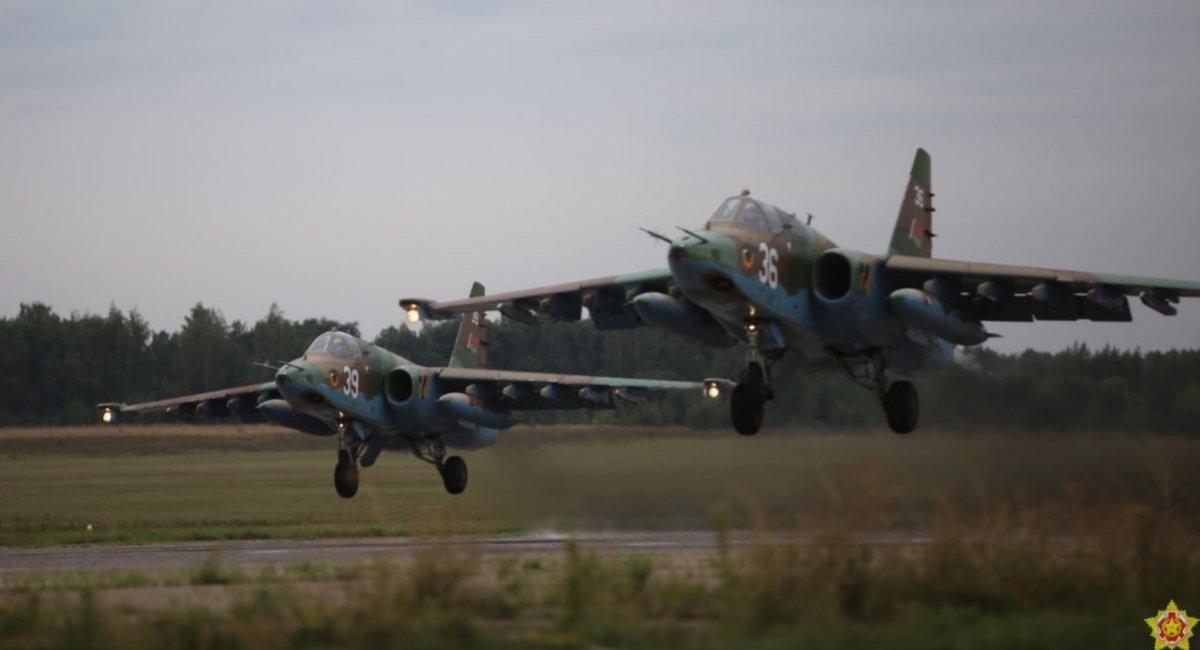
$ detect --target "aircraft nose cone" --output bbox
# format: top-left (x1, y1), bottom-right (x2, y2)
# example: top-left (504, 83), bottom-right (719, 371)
top-left (275, 362), bottom-right (308, 393)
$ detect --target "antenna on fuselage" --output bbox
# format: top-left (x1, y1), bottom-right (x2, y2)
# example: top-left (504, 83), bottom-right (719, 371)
top-left (806, 212), bottom-right (814, 226)
top-left (639, 227), bottom-right (674, 245)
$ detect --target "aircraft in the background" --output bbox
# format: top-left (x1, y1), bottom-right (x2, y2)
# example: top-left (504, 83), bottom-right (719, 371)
top-left (402, 149), bottom-right (1200, 436)
top-left (99, 283), bottom-right (714, 498)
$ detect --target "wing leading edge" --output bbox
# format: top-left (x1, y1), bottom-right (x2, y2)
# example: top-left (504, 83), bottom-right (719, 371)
top-left (401, 268), bottom-right (675, 330)
top-left (432, 366), bottom-right (711, 411)
top-left (98, 381), bottom-right (278, 422)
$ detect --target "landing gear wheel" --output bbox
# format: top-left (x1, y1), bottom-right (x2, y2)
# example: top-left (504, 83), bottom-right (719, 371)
top-left (883, 380), bottom-right (919, 435)
top-left (731, 362), bottom-right (768, 436)
top-left (334, 450), bottom-right (359, 498)
top-left (731, 383), bottom-right (765, 436)
top-left (440, 456), bottom-right (468, 495)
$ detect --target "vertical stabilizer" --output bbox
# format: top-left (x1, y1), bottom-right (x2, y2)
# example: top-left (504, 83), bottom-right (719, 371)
top-left (887, 148), bottom-right (935, 258)
top-left (449, 282), bottom-right (488, 369)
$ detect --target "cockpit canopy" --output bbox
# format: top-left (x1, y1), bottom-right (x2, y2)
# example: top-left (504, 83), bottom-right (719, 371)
top-left (707, 195), bottom-right (790, 234)
top-left (305, 331), bottom-right (364, 359)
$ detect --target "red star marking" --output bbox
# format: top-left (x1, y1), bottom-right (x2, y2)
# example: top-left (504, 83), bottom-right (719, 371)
top-left (1160, 612), bottom-right (1189, 642)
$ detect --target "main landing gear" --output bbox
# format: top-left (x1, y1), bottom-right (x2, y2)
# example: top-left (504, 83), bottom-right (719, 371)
top-left (406, 437), bottom-right (469, 496)
top-left (332, 426), bottom-right (469, 498)
top-left (882, 380), bottom-right (918, 435)
top-left (836, 351), bottom-right (920, 435)
top-left (439, 455), bottom-right (468, 495)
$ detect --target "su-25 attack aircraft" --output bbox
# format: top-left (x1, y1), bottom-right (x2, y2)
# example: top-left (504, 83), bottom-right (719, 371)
top-left (402, 149), bottom-right (1200, 436)
top-left (98, 283), bottom-right (712, 497)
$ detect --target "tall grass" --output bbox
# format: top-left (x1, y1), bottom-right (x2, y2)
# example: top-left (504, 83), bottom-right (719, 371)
top-left (3, 495), bottom-right (1192, 648)
top-left (2, 426), bottom-right (1198, 646)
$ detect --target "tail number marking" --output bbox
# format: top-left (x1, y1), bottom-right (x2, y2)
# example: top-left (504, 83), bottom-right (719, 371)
top-left (342, 366), bottom-right (360, 398)
top-left (757, 243), bottom-right (779, 288)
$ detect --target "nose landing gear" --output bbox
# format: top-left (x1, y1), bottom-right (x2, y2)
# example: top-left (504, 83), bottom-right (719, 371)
top-left (731, 361), bottom-right (770, 436)
top-left (729, 318), bottom-right (782, 437)
top-left (334, 449), bottom-right (359, 499)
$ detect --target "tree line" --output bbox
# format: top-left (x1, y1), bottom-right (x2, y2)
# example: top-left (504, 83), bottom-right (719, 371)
top-left (1, 302), bottom-right (1198, 432)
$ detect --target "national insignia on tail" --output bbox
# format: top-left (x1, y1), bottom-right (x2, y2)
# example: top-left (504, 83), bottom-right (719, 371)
top-left (448, 281), bottom-right (489, 369)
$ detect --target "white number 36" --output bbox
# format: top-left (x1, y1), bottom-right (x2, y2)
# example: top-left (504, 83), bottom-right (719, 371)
top-left (757, 243), bottom-right (779, 288)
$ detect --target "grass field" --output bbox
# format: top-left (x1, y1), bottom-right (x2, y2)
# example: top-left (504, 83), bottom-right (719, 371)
top-left (1, 424), bottom-right (1197, 545)
top-left (2, 424), bottom-right (1199, 648)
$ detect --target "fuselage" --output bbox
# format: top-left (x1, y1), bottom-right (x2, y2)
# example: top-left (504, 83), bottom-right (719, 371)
top-left (659, 195), bottom-right (954, 373)
top-left (271, 332), bottom-right (501, 450)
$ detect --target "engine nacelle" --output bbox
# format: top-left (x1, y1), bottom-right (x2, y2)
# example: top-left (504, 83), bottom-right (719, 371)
top-left (812, 248), bottom-right (867, 302)
top-left (258, 399), bottom-right (333, 436)
top-left (631, 292), bottom-right (735, 348)
top-left (810, 248), bottom-right (901, 347)
top-left (385, 365), bottom-right (428, 406)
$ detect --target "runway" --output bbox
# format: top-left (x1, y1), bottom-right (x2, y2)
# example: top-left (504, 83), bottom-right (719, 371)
top-left (0, 530), bottom-right (933, 575)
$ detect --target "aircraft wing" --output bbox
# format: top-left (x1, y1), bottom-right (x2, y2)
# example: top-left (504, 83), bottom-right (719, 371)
top-left (433, 366), bottom-right (718, 411)
top-left (400, 268), bottom-right (675, 330)
top-left (97, 381), bottom-right (278, 422)
top-left (886, 255), bottom-right (1200, 321)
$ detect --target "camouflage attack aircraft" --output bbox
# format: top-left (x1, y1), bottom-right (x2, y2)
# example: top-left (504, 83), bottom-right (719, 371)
top-left (402, 149), bottom-right (1200, 436)
top-left (98, 284), bottom-right (711, 498)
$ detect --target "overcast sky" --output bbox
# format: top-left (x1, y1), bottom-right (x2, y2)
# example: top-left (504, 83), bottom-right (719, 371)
top-left (2, 1), bottom-right (1198, 354)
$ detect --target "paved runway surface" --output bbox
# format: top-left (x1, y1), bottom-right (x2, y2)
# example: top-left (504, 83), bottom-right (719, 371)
top-left (0, 530), bottom-right (933, 575)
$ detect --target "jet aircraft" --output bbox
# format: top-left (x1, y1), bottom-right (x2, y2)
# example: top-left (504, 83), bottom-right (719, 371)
top-left (99, 283), bottom-right (713, 497)
top-left (402, 150), bottom-right (1200, 436)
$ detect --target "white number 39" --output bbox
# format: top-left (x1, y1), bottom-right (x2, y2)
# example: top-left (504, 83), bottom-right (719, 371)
top-left (342, 366), bottom-right (360, 398)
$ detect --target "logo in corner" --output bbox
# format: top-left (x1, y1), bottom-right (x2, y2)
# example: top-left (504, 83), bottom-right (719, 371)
top-left (1147, 600), bottom-right (1197, 649)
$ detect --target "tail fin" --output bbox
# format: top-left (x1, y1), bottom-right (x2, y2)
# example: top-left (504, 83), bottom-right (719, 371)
top-left (448, 282), bottom-right (488, 369)
top-left (887, 148), bottom-right (935, 258)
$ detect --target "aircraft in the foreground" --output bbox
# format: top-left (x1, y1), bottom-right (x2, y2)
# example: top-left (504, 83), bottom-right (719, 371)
top-left (402, 149), bottom-right (1200, 436)
top-left (99, 284), bottom-right (714, 497)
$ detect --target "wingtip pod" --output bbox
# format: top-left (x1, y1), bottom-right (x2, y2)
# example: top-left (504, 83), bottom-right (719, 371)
top-left (703, 378), bottom-right (736, 399)
top-left (96, 403), bottom-right (124, 425)
top-left (399, 299), bottom-right (450, 324)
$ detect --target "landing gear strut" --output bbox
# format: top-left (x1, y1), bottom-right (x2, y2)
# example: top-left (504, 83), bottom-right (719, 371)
top-left (729, 317), bottom-right (783, 437)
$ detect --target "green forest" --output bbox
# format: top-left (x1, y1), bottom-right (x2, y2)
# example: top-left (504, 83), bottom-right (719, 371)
top-left (2, 302), bottom-right (1198, 432)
